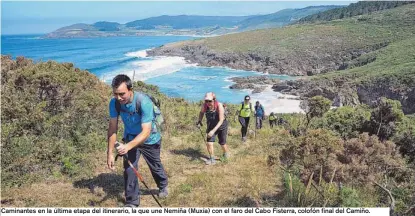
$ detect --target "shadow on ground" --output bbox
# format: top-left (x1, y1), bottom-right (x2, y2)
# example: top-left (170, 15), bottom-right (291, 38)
top-left (170, 148), bottom-right (206, 161)
top-left (73, 173), bottom-right (124, 206)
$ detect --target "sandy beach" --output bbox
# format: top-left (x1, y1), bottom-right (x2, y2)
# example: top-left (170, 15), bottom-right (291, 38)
top-left (249, 86), bottom-right (303, 115)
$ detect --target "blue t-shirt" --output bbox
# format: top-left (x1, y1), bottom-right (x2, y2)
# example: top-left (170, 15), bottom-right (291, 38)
top-left (255, 105), bottom-right (264, 117)
top-left (109, 92), bottom-right (161, 145)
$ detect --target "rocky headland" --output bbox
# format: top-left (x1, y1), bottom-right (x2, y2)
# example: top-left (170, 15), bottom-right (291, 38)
top-left (148, 4), bottom-right (415, 114)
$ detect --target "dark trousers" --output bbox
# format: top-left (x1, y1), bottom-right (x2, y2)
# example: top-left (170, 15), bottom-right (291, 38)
top-left (269, 119), bottom-right (277, 128)
top-left (123, 139), bottom-right (168, 206)
top-left (238, 116), bottom-right (250, 138)
top-left (256, 116), bottom-right (263, 129)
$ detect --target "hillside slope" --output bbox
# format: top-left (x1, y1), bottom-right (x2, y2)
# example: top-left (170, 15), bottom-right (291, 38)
top-left (238, 5), bottom-right (342, 30)
top-left (148, 4), bottom-right (415, 76)
top-left (1, 57), bottom-right (414, 212)
top-left (148, 4), bottom-right (415, 114)
top-left (0, 56), bottom-right (282, 207)
top-left (298, 1), bottom-right (414, 23)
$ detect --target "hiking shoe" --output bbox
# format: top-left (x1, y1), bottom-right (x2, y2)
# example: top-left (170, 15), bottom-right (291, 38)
top-left (124, 203), bottom-right (139, 208)
top-left (223, 152), bottom-right (230, 159)
top-left (158, 187), bottom-right (168, 198)
top-left (205, 158), bottom-right (217, 165)
top-left (242, 137), bottom-right (247, 142)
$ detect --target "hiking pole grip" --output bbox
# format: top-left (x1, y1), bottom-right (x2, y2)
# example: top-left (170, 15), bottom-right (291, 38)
top-left (114, 142), bottom-right (144, 185)
top-left (114, 141), bottom-right (122, 152)
top-left (114, 142), bottom-right (125, 161)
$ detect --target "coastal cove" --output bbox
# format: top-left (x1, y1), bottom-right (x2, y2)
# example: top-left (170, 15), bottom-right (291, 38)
top-left (1, 34), bottom-right (302, 114)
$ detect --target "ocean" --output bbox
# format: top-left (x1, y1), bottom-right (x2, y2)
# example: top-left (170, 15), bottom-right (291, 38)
top-left (1, 34), bottom-right (301, 113)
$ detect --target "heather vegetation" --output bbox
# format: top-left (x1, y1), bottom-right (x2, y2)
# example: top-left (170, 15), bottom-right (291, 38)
top-left (298, 1), bottom-right (414, 23)
top-left (1, 56), bottom-right (414, 215)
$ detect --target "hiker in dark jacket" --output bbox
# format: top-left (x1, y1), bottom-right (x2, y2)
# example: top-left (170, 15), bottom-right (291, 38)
top-left (269, 112), bottom-right (277, 128)
top-left (254, 101), bottom-right (265, 129)
top-left (107, 74), bottom-right (168, 207)
top-left (197, 92), bottom-right (229, 165)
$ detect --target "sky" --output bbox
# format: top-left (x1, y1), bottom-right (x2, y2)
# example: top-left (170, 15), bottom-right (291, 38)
top-left (1, 1), bottom-right (355, 35)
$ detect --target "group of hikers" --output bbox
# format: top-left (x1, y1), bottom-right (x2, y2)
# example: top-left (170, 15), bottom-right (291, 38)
top-left (106, 74), bottom-right (285, 207)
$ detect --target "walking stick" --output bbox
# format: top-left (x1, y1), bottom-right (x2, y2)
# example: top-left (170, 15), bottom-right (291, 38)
top-left (254, 117), bottom-right (257, 139)
top-left (114, 142), bottom-right (163, 207)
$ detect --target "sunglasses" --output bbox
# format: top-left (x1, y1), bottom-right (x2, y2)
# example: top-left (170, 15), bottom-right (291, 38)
top-left (205, 100), bottom-right (213, 103)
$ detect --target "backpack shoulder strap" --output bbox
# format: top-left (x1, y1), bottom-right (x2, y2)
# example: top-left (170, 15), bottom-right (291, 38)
top-left (114, 92), bottom-right (146, 116)
top-left (202, 103), bottom-right (208, 113)
top-left (240, 102), bottom-right (244, 112)
top-left (115, 99), bottom-right (121, 116)
top-left (214, 101), bottom-right (219, 111)
top-left (134, 91), bottom-right (144, 115)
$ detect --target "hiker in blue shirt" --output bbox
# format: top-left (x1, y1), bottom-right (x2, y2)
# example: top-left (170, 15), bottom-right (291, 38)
top-left (254, 101), bottom-right (265, 129)
top-left (107, 74), bottom-right (168, 207)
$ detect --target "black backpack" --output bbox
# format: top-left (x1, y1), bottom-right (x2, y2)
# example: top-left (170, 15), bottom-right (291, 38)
top-left (115, 92), bottom-right (164, 132)
top-left (239, 102), bottom-right (252, 114)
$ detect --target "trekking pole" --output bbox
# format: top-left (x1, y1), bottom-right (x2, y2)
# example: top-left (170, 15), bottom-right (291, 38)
top-left (114, 142), bottom-right (163, 208)
top-left (197, 126), bottom-right (205, 142)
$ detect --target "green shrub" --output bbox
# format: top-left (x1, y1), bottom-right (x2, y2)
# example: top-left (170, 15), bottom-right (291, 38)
top-left (366, 97), bottom-right (404, 140)
top-left (324, 105), bottom-right (371, 139)
top-left (300, 96), bottom-right (332, 128)
top-left (1, 56), bottom-right (110, 187)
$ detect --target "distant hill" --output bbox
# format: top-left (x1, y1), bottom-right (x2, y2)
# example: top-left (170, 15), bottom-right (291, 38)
top-left (93, 21), bottom-right (122, 31)
top-left (125, 15), bottom-right (250, 30)
top-left (43, 5), bottom-right (339, 38)
top-left (238, 5), bottom-right (342, 30)
top-left (56, 23), bottom-right (99, 32)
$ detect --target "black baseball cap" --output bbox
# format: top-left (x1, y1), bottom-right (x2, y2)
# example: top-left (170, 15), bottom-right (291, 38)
top-left (244, 95), bottom-right (250, 100)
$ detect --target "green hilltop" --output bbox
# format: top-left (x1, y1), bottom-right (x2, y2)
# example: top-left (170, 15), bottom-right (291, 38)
top-left (298, 1), bottom-right (414, 23)
top-left (148, 3), bottom-right (415, 114)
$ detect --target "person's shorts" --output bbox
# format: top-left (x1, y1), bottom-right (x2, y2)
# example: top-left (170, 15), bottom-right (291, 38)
top-left (206, 126), bottom-right (228, 145)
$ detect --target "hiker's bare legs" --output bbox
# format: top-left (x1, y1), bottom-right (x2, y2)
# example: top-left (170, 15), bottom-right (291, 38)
top-left (205, 142), bottom-right (217, 165)
top-left (221, 144), bottom-right (229, 154)
top-left (206, 142), bottom-right (214, 158)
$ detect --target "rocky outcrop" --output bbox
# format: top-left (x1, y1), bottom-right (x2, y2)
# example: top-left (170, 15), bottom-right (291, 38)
top-left (228, 76), bottom-right (281, 94)
top-left (148, 40), bottom-right (415, 114)
top-left (356, 81), bottom-right (415, 115)
top-left (272, 77), bottom-right (415, 114)
top-left (147, 42), bottom-right (388, 76)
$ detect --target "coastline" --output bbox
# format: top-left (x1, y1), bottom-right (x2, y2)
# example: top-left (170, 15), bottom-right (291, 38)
top-left (249, 86), bottom-right (303, 115)
top-left (143, 49), bottom-right (303, 114)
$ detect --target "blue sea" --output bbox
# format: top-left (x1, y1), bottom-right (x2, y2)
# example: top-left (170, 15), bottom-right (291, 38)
top-left (1, 34), bottom-right (298, 111)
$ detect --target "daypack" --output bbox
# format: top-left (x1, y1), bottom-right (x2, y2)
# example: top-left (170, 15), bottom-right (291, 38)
top-left (115, 92), bottom-right (165, 132)
top-left (223, 103), bottom-right (229, 119)
top-left (255, 105), bottom-right (264, 115)
top-left (239, 102), bottom-right (252, 114)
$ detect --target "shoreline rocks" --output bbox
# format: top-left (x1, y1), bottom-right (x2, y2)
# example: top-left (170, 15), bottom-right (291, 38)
top-left (228, 76), bottom-right (282, 94)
